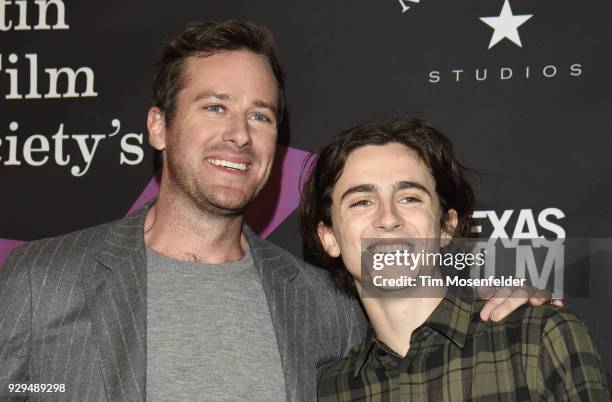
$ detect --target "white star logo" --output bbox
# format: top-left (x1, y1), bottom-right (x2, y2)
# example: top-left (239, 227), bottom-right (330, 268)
top-left (480, 0), bottom-right (533, 49)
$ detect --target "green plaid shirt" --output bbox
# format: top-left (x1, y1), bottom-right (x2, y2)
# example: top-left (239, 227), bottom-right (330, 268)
top-left (318, 287), bottom-right (610, 402)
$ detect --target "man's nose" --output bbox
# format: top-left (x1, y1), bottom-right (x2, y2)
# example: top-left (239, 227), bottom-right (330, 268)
top-left (374, 202), bottom-right (404, 231)
top-left (222, 114), bottom-right (251, 148)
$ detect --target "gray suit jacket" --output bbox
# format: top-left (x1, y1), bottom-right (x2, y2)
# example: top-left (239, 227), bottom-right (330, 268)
top-left (0, 205), bottom-right (367, 401)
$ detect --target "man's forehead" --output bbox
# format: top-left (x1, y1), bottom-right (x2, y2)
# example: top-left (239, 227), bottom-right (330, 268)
top-left (326, 144), bottom-right (440, 208)
top-left (181, 51), bottom-right (273, 79)
top-left (338, 144), bottom-right (433, 183)
top-left (343, 143), bottom-right (421, 164)
top-left (177, 52), bottom-right (278, 104)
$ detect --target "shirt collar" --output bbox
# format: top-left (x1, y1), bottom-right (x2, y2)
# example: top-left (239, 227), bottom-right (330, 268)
top-left (352, 286), bottom-right (476, 378)
top-left (353, 328), bottom-right (377, 378)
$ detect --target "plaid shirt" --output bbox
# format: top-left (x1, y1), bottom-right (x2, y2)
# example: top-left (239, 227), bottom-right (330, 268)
top-left (318, 286), bottom-right (610, 402)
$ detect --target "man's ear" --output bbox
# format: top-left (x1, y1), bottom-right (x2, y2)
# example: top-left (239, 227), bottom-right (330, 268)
top-left (441, 208), bottom-right (458, 247)
top-left (147, 107), bottom-right (167, 151)
top-left (317, 222), bottom-right (340, 258)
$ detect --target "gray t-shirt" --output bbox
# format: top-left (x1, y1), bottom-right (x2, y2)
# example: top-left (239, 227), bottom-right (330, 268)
top-left (146, 246), bottom-right (286, 401)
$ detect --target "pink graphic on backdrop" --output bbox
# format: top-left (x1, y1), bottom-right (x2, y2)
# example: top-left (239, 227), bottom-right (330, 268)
top-left (127, 175), bottom-right (161, 215)
top-left (0, 145), bottom-right (311, 265)
top-left (0, 239), bottom-right (26, 265)
top-left (245, 144), bottom-right (311, 238)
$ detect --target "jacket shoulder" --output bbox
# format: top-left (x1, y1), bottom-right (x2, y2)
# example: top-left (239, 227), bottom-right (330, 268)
top-left (3, 215), bottom-right (128, 276)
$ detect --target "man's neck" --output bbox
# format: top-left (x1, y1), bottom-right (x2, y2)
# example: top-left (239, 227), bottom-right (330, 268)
top-left (144, 193), bottom-right (246, 264)
top-left (359, 285), bottom-right (447, 357)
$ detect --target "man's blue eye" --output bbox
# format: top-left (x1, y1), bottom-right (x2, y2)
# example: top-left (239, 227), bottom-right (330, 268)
top-left (206, 105), bottom-right (224, 113)
top-left (252, 113), bottom-right (271, 123)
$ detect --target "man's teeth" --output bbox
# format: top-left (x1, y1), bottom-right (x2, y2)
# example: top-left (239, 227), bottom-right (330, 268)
top-left (371, 244), bottom-right (411, 253)
top-left (209, 159), bottom-right (248, 171)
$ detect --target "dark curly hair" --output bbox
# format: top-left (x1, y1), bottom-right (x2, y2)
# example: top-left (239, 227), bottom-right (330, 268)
top-left (299, 116), bottom-right (477, 296)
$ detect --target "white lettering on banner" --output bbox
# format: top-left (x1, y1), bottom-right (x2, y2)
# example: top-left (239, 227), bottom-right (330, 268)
top-left (119, 133), bottom-right (144, 166)
top-left (0, 53), bottom-right (98, 99)
top-left (542, 65), bottom-right (557, 78)
top-left (471, 236), bottom-right (566, 298)
top-left (500, 67), bottom-right (512, 80)
top-left (0, 0), bottom-right (69, 31)
top-left (570, 64), bottom-right (582, 76)
top-left (471, 208), bottom-right (566, 239)
top-left (516, 241), bottom-right (564, 297)
top-left (1, 4), bottom-right (96, 99)
top-left (428, 64), bottom-right (583, 83)
top-left (23, 134), bottom-right (49, 166)
top-left (425, 3), bottom-right (586, 85)
top-left (0, 3), bottom-right (145, 174)
top-left (0, 120), bottom-right (145, 177)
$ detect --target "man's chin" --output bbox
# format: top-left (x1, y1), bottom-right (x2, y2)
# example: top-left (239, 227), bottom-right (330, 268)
top-left (196, 191), bottom-right (254, 217)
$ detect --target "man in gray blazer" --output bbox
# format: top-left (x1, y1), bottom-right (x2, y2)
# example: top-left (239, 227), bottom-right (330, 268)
top-left (0, 20), bottom-right (552, 401)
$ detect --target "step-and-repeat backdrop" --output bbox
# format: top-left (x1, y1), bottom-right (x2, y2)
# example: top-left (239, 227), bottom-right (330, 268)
top-left (2, 1), bottom-right (611, 371)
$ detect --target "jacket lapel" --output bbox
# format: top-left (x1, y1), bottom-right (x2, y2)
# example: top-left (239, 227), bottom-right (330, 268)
top-left (80, 206), bottom-right (148, 402)
top-left (244, 226), bottom-right (312, 402)
top-left (78, 211), bottom-right (307, 401)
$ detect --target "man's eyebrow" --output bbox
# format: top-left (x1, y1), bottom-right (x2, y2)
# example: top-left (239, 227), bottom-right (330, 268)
top-left (192, 91), bottom-right (233, 103)
top-left (394, 180), bottom-right (432, 197)
top-left (253, 99), bottom-right (278, 115)
top-left (340, 184), bottom-right (377, 202)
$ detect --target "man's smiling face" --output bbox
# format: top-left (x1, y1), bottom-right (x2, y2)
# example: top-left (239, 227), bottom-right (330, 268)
top-left (149, 49), bottom-right (279, 216)
top-left (318, 143), bottom-right (457, 288)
